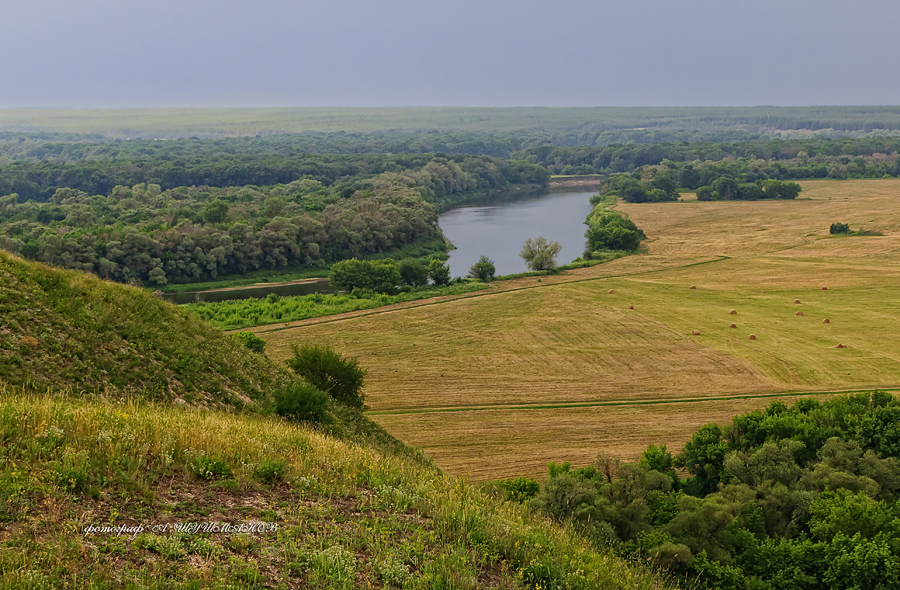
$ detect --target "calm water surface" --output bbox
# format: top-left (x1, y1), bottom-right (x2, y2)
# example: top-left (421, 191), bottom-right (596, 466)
top-left (439, 190), bottom-right (595, 278)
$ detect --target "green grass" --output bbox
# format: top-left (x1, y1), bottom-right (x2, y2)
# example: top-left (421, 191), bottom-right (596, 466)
top-left (0, 391), bottom-right (670, 589)
top-left (0, 250), bottom-right (294, 407)
top-left (186, 282), bottom-right (488, 330)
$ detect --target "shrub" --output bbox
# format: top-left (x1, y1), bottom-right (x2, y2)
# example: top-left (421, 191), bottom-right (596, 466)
top-left (830, 222), bottom-right (851, 234)
top-left (273, 382), bottom-right (331, 422)
top-left (286, 344), bottom-right (367, 409)
top-left (497, 477), bottom-right (541, 502)
top-left (427, 258), bottom-right (451, 285)
top-left (231, 331), bottom-right (266, 353)
top-left (584, 210), bottom-right (645, 254)
top-left (398, 258), bottom-right (428, 287)
top-left (191, 455), bottom-right (233, 480)
top-left (255, 459), bottom-right (288, 484)
top-left (468, 255), bottom-right (496, 281)
top-left (329, 258), bottom-right (400, 293)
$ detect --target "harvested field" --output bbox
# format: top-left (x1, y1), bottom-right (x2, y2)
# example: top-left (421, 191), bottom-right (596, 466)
top-left (260, 180), bottom-right (900, 480)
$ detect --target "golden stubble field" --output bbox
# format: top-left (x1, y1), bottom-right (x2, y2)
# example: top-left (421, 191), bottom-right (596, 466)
top-left (259, 179), bottom-right (900, 480)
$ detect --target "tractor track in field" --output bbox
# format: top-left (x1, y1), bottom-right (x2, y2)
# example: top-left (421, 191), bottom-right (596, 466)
top-left (364, 386), bottom-right (900, 416)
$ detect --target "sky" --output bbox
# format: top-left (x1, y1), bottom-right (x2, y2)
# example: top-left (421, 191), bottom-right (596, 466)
top-left (1, 0), bottom-right (898, 108)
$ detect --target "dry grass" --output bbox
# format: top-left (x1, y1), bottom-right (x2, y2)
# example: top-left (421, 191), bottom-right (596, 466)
top-left (261, 179), bottom-right (900, 479)
top-left (370, 394), bottom-right (837, 481)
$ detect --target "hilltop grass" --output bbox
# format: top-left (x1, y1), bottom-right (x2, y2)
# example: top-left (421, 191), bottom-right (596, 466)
top-left (261, 179), bottom-right (900, 479)
top-left (0, 390), bottom-right (668, 590)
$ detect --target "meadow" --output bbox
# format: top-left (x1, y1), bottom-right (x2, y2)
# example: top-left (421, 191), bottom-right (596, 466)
top-left (258, 179), bottom-right (900, 479)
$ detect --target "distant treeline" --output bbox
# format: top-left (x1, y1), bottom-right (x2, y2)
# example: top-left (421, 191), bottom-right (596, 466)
top-left (3, 136), bottom-right (900, 205)
top-left (0, 155), bottom-right (548, 285)
top-left (510, 393), bottom-right (900, 590)
top-left (4, 105), bottom-right (900, 139)
top-left (519, 137), bottom-right (900, 177)
top-left (0, 150), bottom-right (547, 204)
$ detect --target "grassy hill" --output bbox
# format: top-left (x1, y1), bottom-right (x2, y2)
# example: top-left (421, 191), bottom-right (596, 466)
top-left (0, 251), bottom-right (666, 589)
top-left (259, 179), bottom-right (900, 479)
top-left (0, 250), bottom-right (291, 409)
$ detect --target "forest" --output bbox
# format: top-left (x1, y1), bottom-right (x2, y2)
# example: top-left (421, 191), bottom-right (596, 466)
top-left (0, 155), bottom-right (547, 285)
top-left (3, 127), bottom-right (900, 288)
top-left (503, 393), bottom-right (900, 590)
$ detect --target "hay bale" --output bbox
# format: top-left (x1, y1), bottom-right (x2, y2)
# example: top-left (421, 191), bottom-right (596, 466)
top-left (822, 286), bottom-right (828, 290)
top-left (628, 304), bottom-right (634, 310)
top-left (692, 329), bottom-right (701, 336)
top-left (690, 285), bottom-right (697, 290)
top-left (608, 289), bottom-right (615, 294)
top-left (729, 309), bottom-right (737, 315)
top-left (796, 311), bottom-right (804, 316)
top-left (730, 323), bottom-right (737, 329)
top-left (748, 334), bottom-right (757, 340)
top-left (823, 318), bottom-right (831, 324)
top-left (794, 299), bottom-right (801, 304)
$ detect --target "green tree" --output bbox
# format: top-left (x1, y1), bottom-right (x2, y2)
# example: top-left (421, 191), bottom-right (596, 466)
top-left (203, 199), bottom-right (229, 224)
top-left (520, 236), bottom-right (562, 271)
top-left (286, 344), bottom-right (367, 409)
top-left (427, 258), bottom-right (451, 285)
top-left (398, 258), bottom-right (428, 287)
top-left (468, 255), bottom-right (496, 281)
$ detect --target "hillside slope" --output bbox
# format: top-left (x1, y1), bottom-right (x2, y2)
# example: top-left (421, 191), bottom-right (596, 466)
top-left (0, 249), bottom-right (290, 408)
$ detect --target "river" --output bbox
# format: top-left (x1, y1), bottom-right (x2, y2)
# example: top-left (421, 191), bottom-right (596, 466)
top-left (165, 188), bottom-right (596, 302)
top-left (439, 189), bottom-right (596, 278)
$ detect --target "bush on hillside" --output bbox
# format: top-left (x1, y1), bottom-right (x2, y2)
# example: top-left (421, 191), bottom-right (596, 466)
top-left (273, 382), bottom-right (331, 423)
top-left (286, 344), bottom-right (367, 409)
top-left (231, 331), bottom-right (266, 353)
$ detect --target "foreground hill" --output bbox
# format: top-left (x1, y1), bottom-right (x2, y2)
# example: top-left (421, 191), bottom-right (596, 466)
top-left (0, 252), bottom-right (665, 589)
top-left (0, 249), bottom-right (290, 408)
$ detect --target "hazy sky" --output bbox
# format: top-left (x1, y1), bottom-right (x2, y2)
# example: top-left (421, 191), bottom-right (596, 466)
top-left (2, 0), bottom-right (898, 108)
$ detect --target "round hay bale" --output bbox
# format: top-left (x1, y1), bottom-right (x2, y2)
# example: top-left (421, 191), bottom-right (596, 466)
top-left (627, 304), bottom-right (634, 310)
top-left (608, 289), bottom-right (615, 294)
top-left (794, 299), bottom-right (801, 304)
top-left (834, 343), bottom-right (847, 349)
top-left (822, 286), bottom-right (828, 290)
top-left (690, 285), bottom-right (697, 290)
top-left (823, 318), bottom-right (831, 324)
top-left (692, 329), bottom-right (701, 336)
top-left (730, 323), bottom-right (737, 328)
top-left (796, 311), bottom-right (804, 316)
top-left (748, 334), bottom-right (757, 340)
top-left (729, 309), bottom-right (737, 315)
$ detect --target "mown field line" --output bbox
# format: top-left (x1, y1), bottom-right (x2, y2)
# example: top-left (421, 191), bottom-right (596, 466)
top-left (365, 386), bottom-right (900, 416)
top-left (250, 255), bottom-right (731, 334)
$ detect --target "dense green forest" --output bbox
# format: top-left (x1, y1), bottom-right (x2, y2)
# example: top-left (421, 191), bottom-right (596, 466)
top-left (506, 393), bottom-right (900, 589)
top-left (0, 154), bottom-right (547, 285)
top-left (4, 126), bottom-right (900, 288)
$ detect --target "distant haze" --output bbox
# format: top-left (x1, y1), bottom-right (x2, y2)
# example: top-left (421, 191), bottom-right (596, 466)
top-left (2, 0), bottom-right (899, 108)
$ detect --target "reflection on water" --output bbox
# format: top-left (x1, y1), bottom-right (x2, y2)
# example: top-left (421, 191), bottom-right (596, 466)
top-left (439, 190), bottom-right (596, 278)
